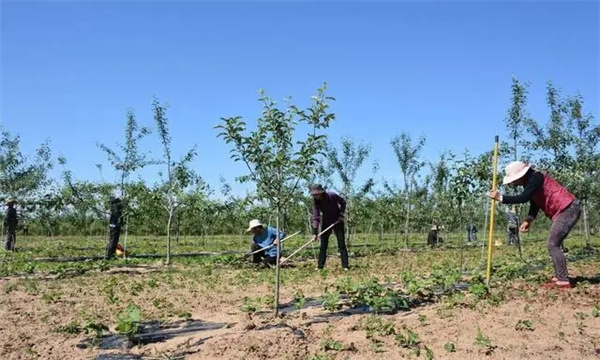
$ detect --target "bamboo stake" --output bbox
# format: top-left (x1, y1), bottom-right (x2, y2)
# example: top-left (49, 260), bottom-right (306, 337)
top-left (485, 135), bottom-right (500, 288)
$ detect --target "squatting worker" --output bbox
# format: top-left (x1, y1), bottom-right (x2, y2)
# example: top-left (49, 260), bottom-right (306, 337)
top-left (489, 161), bottom-right (581, 288)
top-left (310, 184), bottom-right (349, 271)
top-left (246, 219), bottom-right (285, 267)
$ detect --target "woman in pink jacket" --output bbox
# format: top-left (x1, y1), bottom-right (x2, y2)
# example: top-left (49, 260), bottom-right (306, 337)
top-left (489, 161), bottom-right (581, 288)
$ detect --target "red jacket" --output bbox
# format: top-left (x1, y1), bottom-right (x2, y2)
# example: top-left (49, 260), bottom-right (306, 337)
top-left (532, 173), bottom-right (575, 220)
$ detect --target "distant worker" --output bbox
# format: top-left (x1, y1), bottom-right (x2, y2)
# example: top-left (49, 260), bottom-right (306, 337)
top-left (506, 206), bottom-right (520, 246)
top-left (310, 184), bottom-right (349, 271)
top-left (106, 197), bottom-right (124, 258)
top-left (467, 223), bottom-right (478, 243)
top-left (489, 161), bottom-right (581, 288)
top-left (246, 219), bottom-right (285, 267)
top-left (427, 224), bottom-right (439, 247)
top-left (4, 199), bottom-right (18, 251)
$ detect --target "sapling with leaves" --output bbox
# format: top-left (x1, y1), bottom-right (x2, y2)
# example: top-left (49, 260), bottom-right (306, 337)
top-left (153, 98), bottom-right (200, 265)
top-left (390, 132), bottom-right (426, 246)
top-left (215, 83), bottom-right (335, 316)
top-left (326, 137), bottom-right (376, 246)
top-left (97, 109), bottom-right (153, 258)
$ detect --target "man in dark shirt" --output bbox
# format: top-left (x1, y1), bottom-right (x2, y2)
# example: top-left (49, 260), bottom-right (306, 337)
top-left (4, 199), bottom-right (18, 251)
top-left (310, 184), bottom-right (349, 270)
top-left (106, 197), bottom-right (124, 258)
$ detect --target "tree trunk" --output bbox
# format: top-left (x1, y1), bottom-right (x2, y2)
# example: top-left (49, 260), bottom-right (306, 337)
top-left (583, 201), bottom-right (591, 248)
top-left (274, 210), bottom-right (281, 317)
top-left (166, 208), bottom-right (173, 265)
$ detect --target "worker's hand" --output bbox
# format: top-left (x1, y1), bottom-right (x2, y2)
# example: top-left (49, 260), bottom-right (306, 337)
top-left (273, 238), bottom-right (278, 245)
top-left (312, 235), bottom-right (319, 242)
top-left (488, 190), bottom-right (503, 202)
top-left (520, 220), bottom-right (532, 233)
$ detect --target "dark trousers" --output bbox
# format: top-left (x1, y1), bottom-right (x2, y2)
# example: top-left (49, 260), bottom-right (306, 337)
top-left (547, 200), bottom-right (581, 281)
top-left (251, 243), bottom-right (277, 266)
top-left (318, 222), bottom-right (349, 269)
top-left (4, 227), bottom-right (16, 251)
top-left (106, 225), bottom-right (121, 257)
top-left (507, 226), bottom-right (519, 245)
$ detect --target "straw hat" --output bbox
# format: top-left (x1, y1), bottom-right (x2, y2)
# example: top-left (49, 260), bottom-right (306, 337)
top-left (246, 219), bottom-right (264, 232)
top-left (503, 161), bottom-right (531, 185)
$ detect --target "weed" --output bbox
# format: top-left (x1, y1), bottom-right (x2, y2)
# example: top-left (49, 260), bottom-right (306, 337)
top-left (55, 320), bottom-right (82, 334)
top-left (362, 316), bottom-right (396, 339)
top-left (369, 340), bottom-right (385, 353)
top-left (320, 339), bottom-right (344, 351)
top-left (592, 306), bottom-right (600, 317)
top-left (515, 319), bottom-right (534, 331)
top-left (475, 328), bottom-right (495, 355)
top-left (3, 282), bottom-right (17, 294)
top-left (468, 282), bottom-right (487, 300)
top-left (418, 314), bottom-right (427, 325)
top-left (41, 291), bottom-right (61, 304)
top-left (395, 327), bottom-right (420, 348)
top-left (293, 290), bottom-right (307, 310)
top-left (84, 320), bottom-right (109, 339)
top-left (424, 345), bottom-right (435, 360)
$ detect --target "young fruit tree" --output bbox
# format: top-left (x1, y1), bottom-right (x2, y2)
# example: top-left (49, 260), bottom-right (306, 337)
top-left (215, 83), bottom-right (335, 316)
top-left (97, 110), bottom-right (153, 258)
top-left (326, 137), bottom-right (375, 246)
top-left (153, 98), bottom-right (200, 264)
top-left (390, 132), bottom-right (426, 246)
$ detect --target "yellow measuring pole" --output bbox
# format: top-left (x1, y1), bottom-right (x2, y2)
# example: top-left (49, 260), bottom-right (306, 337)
top-left (485, 135), bottom-right (500, 288)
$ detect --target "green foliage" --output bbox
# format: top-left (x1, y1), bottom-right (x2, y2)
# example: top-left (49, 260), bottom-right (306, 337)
top-left (321, 291), bottom-right (342, 312)
top-left (362, 316), bottom-right (396, 339)
top-left (395, 327), bottom-right (420, 349)
top-left (115, 303), bottom-right (142, 338)
top-left (444, 342), bottom-right (456, 353)
top-left (320, 339), bottom-right (344, 352)
top-left (348, 278), bottom-right (410, 313)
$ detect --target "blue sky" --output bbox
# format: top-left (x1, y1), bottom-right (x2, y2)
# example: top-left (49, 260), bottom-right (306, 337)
top-left (1, 0), bottom-right (598, 197)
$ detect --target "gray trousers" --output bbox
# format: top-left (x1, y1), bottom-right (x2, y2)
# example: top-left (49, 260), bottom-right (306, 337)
top-left (548, 200), bottom-right (581, 281)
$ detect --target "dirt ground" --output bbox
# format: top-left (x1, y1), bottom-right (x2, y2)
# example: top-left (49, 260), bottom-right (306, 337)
top-left (1, 248), bottom-right (599, 360)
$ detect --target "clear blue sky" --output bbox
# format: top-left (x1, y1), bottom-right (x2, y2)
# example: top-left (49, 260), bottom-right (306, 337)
top-left (1, 0), bottom-right (598, 197)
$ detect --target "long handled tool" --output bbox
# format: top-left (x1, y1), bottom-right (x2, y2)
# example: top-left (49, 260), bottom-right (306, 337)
top-left (242, 230), bottom-right (301, 259)
top-left (279, 222), bottom-right (338, 265)
top-left (485, 135), bottom-right (500, 288)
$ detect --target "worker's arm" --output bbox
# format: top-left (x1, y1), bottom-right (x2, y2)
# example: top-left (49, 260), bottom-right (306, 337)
top-left (526, 201), bottom-right (540, 221)
top-left (501, 172), bottom-right (544, 204)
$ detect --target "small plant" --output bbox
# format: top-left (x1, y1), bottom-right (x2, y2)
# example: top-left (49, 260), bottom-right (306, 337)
top-left (468, 283), bottom-right (487, 299)
top-left (592, 306), bottom-right (600, 317)
top-left (395, 327), bottom-right (420, 348)
top-left (475, 328), bottom-right (495, 355)
top-left (424, 345), bottom-right (435, 360)
top-left (362, 316), bottom-right (396, 339)
top-left (515, 319), bottom-right (534, 331)
top-left (177, 311), bottom-right (192, 320)
top-left (293, 290), bottom-right (307, 310)
top-left (369, 340), bottom-right (385, 353)
top-left (321, 291), bottom-right (342, 312)
top-left (3, 282), bottom-right (17, 294)
top-left (524, 305), bottom-right (531, 313)
top-left (115, 303), bottom-right (142, 339)
top-left (320, 339), bottom-right (344, 352)
top-left (418, 314), bottom-right (427, 325)
top-left (574, 312), bottom-right (588, 320)
top-left (84, 320), bottom-right (109, 339)
top-left (444, 342), bottom-right (456, 353)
